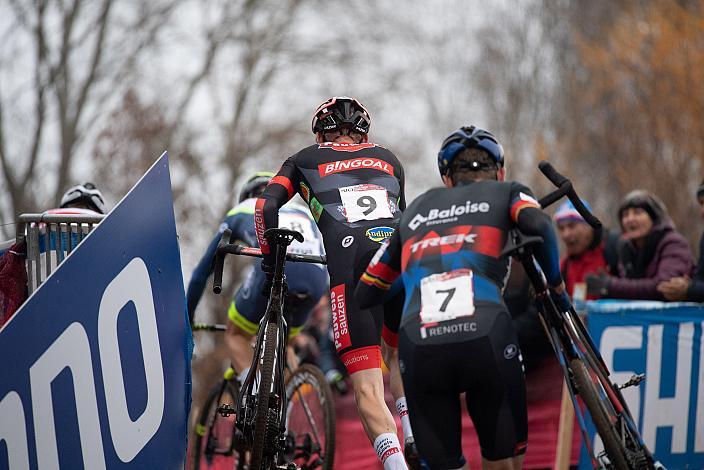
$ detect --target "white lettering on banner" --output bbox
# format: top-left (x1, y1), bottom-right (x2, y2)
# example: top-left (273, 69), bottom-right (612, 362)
top-left (0, 257), bottom-right (166, 468)
top-left (30, 322), bottom-right (107, 470)
top-left (697, 321), bottom-right (704, 452)
top-left (642, 323), bottom-right (693, 454)
top-left (98, 257), bottom-right (165, 462)
top-left (599, 326), bottom-right (643, 426)
top-left (0, 391), bottom-right (29, 470)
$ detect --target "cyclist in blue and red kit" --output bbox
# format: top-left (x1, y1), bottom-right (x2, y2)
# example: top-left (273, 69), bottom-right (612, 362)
top-left (256, 97), bottom-right (418, 470)
top-left (355, 126), bottom-right (568, 470)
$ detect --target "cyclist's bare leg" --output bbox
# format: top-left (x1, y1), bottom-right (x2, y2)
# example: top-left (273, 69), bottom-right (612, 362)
top-left (382, 340), bottom-right (404, 401)
top-left (350, 368), bottom-right (408, 469)
top-left (482, 454), bottom-right (524, 470)
top-left (349, 368), bottom-right (397, 438)
top-left (225, 322), bottom-right (254, 374)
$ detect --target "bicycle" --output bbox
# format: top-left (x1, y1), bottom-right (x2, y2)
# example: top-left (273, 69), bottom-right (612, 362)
top-left (502, 162), bottom-right (658, 470)
top-left (191, 227), bottom-right (335, 470)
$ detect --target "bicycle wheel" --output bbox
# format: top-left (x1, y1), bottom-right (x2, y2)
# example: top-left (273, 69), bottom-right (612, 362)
top-left (284, 364), bottom-right (336, 470)
top-left (191, 380), bottom-right (240, 470)
top-left (250, 321), bottom-right (281, 470)
top-left (570, 359), bottom-right (630, 470)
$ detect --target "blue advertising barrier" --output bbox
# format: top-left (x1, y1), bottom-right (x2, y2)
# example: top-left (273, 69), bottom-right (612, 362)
top-left (0, 153), bottom-right (192, 469)
top-left (579, 300), bottom-right (704, 469)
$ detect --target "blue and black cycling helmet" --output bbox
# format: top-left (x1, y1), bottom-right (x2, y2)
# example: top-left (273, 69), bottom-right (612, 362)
top-left (437, 126), bottom-right (504, 177)
top-left (312, 96), bottom-right (371, 135)
top-left (239, 171), bottom-right (275, 202)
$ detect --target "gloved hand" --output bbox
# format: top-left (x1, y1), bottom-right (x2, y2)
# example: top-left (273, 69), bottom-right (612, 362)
top-left (586, 272), bottom-right (611, 297)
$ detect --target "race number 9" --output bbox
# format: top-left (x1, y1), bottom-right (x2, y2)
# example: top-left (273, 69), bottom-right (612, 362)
top-left (339, 184), bottom-right (393, 223)
top-left (357, 196), bottom-right (377, 216)
top-left (420, 269), bottom-right (475, 324)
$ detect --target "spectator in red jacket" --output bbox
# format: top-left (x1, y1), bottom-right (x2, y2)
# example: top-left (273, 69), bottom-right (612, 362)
top-left (586, 190), bottom-right (695, 300)
top-left (554, 199), bottom-right (619, 302)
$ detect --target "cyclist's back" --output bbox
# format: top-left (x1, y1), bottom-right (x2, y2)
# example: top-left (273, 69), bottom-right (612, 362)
top-left (257, 97), bottom-right (414, 470)
top-left (356, 126), bottom-right (565, 470)
top-left (398, 179), bottom-right (530, 340)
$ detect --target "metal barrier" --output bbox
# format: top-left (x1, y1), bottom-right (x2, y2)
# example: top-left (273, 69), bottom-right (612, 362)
top-left (16, 213), bottom-right (105, 294)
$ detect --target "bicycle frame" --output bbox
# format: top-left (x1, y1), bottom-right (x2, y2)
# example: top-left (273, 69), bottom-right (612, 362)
top-left (510, 234), bottom-right (647, 467)
top-left (505, 161), bottom-right (655, 469)
top-left (235, 237), bottom-right (290, 454)
top-left (212, 227), bottom-right (328, 468)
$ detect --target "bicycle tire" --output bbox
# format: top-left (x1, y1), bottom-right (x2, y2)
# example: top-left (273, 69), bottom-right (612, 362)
top-left (284, 364), bottom-right (336, 470)
top-left (191, 380), bottom-right (240, 470)
top-left (250, 321), bottom-right (280, 470)
top-left (571, 359), bottom-right (630, 470)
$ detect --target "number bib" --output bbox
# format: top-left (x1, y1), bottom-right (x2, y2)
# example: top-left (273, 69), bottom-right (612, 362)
top-left (419, 269), bottom-right (475, 324)
top-left (339, 184), bottom-right (393, 223)
top-left (279, 212), bottom-right (319, 255)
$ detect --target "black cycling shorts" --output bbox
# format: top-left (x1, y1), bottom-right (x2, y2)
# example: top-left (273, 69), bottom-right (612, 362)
top-left (326, 222), bottom-right (402, 374)
top-left (398, 309), bottom-right (527, 466)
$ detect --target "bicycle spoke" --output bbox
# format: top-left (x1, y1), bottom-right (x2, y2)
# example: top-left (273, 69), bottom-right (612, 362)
top-left (294, 385), bottom-right (323, 450)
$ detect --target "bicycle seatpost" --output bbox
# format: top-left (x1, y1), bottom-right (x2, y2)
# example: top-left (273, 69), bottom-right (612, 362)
top-left (264, 228), bottom-right (305, 280)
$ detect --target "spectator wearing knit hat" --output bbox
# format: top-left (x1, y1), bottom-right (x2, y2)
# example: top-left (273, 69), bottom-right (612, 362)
top-left (657, 180), bottom-right (704, 301)
top-left (586, 190), bottom-right (695, 300)
top-left (553, 199), bottom-right (619, 301)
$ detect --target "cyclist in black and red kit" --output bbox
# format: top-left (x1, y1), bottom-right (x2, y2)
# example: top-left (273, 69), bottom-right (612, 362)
top-left (256, 97), bottom-right (416, 470)
top-left (355, 126), bottom-right (569, 470)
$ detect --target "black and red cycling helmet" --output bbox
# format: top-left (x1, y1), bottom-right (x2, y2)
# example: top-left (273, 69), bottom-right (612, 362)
top-left (311, 96), bottom-right (371, 135)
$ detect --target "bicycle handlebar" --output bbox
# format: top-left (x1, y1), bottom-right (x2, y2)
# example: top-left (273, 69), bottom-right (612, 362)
top-left (537, 161), bottom-right (602, 230)
top-left (212, 228), bottom-right (326, 294)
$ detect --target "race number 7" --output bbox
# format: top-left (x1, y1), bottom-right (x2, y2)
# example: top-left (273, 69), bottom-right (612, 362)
top-left (436, 288), bottom-right (456, 312)
top-left (419, 269), bottom-right (475, 324)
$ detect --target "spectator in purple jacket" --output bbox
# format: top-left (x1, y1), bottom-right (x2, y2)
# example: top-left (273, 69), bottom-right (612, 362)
top-left (657, 180), bottom-right (704, 301)
top-left (586, 190), bottom-right (695, 300)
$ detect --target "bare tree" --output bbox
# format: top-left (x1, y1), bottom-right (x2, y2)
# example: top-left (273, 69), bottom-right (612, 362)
top-left (0, 0), bottom-right (175, 235)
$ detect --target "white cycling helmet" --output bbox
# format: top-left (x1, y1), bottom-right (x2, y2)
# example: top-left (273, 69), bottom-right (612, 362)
top-left (60, 182), bottom-right (107, 214)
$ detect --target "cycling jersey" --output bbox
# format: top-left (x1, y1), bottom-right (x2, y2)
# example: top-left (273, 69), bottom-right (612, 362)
top-left (354, 179), bottom-right (562, 464)
top-left (186, 198), bottom-right (327, 334)
top-left (256, 142), bottom-right (406, 373)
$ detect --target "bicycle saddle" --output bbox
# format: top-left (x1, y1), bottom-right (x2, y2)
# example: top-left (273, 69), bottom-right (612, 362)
top-left (264, 228), bottom-right (304, 246)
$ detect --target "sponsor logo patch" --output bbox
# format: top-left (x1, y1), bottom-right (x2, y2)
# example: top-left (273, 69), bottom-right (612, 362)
top-left (341, 235), bottom-right (354, 248)
top-left (330, 285), bottom-right (351, 350)
top-left (365, 226), bottom-right (394, 243)
top-left (318, 142), bottom-right (378, 153)
top-left (419, 321), bottom-right (477, 339)
top-left (309, 197), bottom-right (323, 222)
top-left (300, 182), bottom-right (311, 202)
top-left (410, 232), bottom-right (477, 253)
top-left (408, 200), bottom-right (491, 230)
top-left (318, 157), bottom-right (394, 177)
top-left (504, 343), bottom-right (518, 359)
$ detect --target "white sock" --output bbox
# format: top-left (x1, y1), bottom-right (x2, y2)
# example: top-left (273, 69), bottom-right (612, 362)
top-left (374, 432), bottom-right (407, 470)
top-left (237, 366), bottom-right (250, 383)
top-left (395, 397), bottom-right (414, 442)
